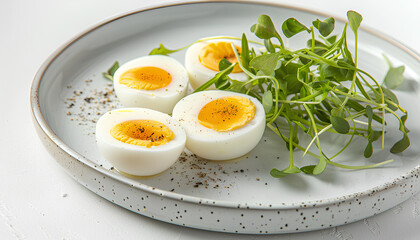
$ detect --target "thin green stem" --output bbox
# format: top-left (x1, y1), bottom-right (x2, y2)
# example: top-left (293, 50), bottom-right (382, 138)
top-left (303, 104), bottom-right (323, 158)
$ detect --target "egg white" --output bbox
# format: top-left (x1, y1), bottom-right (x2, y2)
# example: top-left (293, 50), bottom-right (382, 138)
top-left (172, 90), bottom-right (266, 160)
top-left (184, 38), bottom-right (248, 90)
top-left (113, 55), bottom-right (189, 114)
top-left (96, 108), bottom-right (186, 176)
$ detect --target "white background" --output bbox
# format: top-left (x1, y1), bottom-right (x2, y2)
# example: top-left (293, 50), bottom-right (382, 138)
top-left (2, 0), bottom-right (420, 239)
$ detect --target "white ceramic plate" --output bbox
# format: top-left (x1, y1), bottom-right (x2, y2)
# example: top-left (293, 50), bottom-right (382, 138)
top-left (31, 1), bottom-right (420, 234)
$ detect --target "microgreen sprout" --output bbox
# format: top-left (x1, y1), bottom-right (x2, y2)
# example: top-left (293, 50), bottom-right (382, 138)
top-left (102, 61), bottom-right (119, 81)
top-left (143, 11), bottom-right (410, 177)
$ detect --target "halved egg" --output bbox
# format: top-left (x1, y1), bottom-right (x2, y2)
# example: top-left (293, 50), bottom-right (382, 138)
top-left (96, 108), bottom-right (186, 176)
top-left (172, 90), bottom-right (265, 160)
top-left (113, 55), bottom-right (189, 114)
top-left (185, 38), bottom-right (248, 90)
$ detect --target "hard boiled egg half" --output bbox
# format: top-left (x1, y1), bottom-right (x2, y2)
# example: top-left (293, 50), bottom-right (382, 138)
top-left (96, 108), bottom-right (186, 176)
top-left (185, 38), bottom-right (248, 90)
top-left (172, 90), bottom-right (265, 160)
top-left (113, 55), bottom-right (189, 114)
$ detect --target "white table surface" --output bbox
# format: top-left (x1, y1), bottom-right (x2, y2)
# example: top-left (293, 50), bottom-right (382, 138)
top-left (2, 0), bottom-right (420, 239)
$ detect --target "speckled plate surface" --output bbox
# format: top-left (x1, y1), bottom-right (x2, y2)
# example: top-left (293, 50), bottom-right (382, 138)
top-left (31, 0), bottom-right (420, 234)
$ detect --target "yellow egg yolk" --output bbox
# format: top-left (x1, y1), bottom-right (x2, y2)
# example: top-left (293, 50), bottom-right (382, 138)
top-left (198, 96), bottom-right (256, 132)
top-left (198, 42), bottom-right (243, 73)
top-left (110, 120), bottom-right (174, 148)
top-left (119, 66), bottom-right (172, 90)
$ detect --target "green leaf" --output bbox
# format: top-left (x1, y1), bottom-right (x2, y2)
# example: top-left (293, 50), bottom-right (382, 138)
top-left (369, 87), bottom-right (399, 112)
top-left (275, 61), bottom-right (304, 93)
top-left (390, 134), bottom-right (410, 153)
top-left (345, 99), bottom-right (363, 112)
top-left (219, 58), bottom-right (233, 71)
top-left (251, 15), bottom-right (278, 39)
top-left (270, 168), bottom-right (289, 178)
top-left (102, 61), bottom-right (119, 81)
top-left (307, 39), bottom-right (328, 48)
top-left (347, 11), bottom-right (363, 35)
top-left (314, 91), bottom-right (328, 103)
top-left (264, 39), bottom-right (276, 53)
top-left (318, 17), bottom-right (335, 37)
top-left (400, 114), bottom-right (409, 132)
top-left (241, 33), bottom-right (250, 70)
top-left (312, 20), bottom-right (319, 29)
top-left (314, 109), bottom-right (331, 123)
top-left (363, 105), bottom-right (382, 158)
top-left (300, 165), bottom-right (316, 174)
top-left (383, 87), bottom-right (399, 111)
top-left (270, 166), bottom-right (301, 178)
top-left (372, 131), bottom-right (382, 141)
top-left (313, 155), bottom-right (327, 175)
top-left (337, 58), bottom-right (355, 69)
top-left (282, 18), bottom-right (309, 38)
top-left (384, 65), bottom-right (405, 89)
top-left (399, 113), bottom-right (410, 137)
top-left (215, 75), bottom-right (231, 90)
top-left (249, 53), bottom-right (280, 75)
top-left (149, 43), bottom-right (180, 55)
top-left (256, 70), bottom-right (266, 77)
top-left (284, 75), bottom-right (303, 94)
top-left (364, 141), bottom-right (373, 158)
top-left (299, 56), bottom-right (311, 65)
top-left (330, 115), bottom-right (350, 134)
top-left (319, 64), bottom-right (348, 82)
top-left (366, 105), bottom-right (374, 141)
top-left (108, 61), bottom-right (119, 76)
top-left (262, 90), bottom-right (273, 113)
top-left (368, 87), bottom-right (399, 111)
top-left (301, 155), bottom-right (327, 175)
top-left (326, 35), bottom-right (337, 44)
top-left (227, 79), bottom-right (247, 93)
top-left (313, 17), bottom-right (335, 37)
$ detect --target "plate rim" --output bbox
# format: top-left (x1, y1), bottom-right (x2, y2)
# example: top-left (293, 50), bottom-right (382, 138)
top-left (31, 0), bottom-right (420, 210)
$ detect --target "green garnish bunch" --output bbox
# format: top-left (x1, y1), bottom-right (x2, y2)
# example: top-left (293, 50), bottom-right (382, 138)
top-left (146, 11), bottom-right (410, 177)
